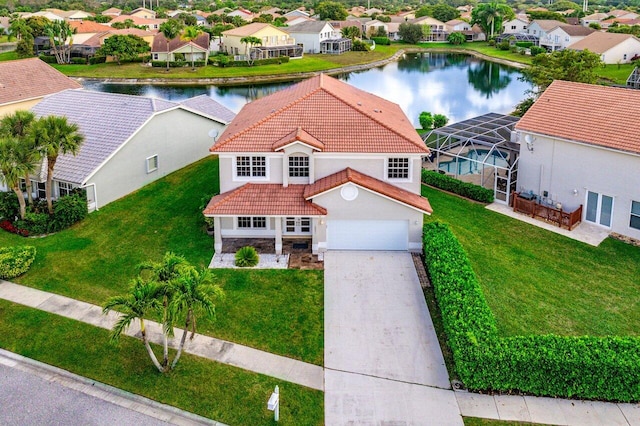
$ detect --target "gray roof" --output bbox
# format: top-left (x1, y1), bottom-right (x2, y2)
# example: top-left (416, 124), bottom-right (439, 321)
top-left (179, 95), bottom-right (236, 124)
top-left (32, 89), bottom-right (234, 185)
top-left (284, 21), bottom-right (333, 33)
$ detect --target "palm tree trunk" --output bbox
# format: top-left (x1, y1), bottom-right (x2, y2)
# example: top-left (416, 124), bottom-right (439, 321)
top-left (140, 319), bottom-right (164, 373)
top-left (162, 296), bottom-right (169, 367)
top-left (24, 174), bottom-right (32, 205)
top-left (170, 310), bottom-right (191, 369)
top-left (46, 157), bottom-right (56, 214)
top-left (191, 45), bottom-right (195, 70)
top-left (166, 40), bottom-right (170, 71)
top-left (12, 186), bottom-right (26, 220)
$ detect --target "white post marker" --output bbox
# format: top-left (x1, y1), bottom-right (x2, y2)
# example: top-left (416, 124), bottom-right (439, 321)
top-left (267, 385), bottom-right (280, 422)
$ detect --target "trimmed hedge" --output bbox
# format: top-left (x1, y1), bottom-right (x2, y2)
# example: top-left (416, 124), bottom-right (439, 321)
top-left (371, 36), bottom-right (391, 45)
top-left (421, 170), bottom-right (494, 203)
top-left (0, 246), bottom-right (36, 279)
top-left (515, 41), bottom-right (534, 48)
top-left (423, 222), bottom-right (640, 402)
top-left (151, 60), bottom-right (206, 68)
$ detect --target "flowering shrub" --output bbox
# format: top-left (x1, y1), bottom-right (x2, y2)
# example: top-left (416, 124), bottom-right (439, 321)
top-left (0, 246), bottom-right (36, 279)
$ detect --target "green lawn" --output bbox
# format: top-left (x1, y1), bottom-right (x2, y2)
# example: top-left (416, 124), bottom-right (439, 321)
top-left (464, 418), bottom-right (538, 426)
top-left (51, 46), bottom-right (400, 79)
top-left (0, 157), bottom-right (323, 365)
top-left (0, 299), bottom-right (323, 425)
top-left (0, 50), bottom-right (19, 61)
top-left (422, 185), bottom-right (640, 337)
top-left (419, 41), bottom-right (532, 65)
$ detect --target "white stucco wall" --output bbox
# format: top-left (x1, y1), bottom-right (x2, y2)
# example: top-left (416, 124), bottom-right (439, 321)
top-left (502, 19), bottom-right (528, 34)
top-left (88, 108), bottom-right (227, 208)
top-left (517, 132), bottom-right (640, 239)
top-left (600, 38), bottom-right (640, 64)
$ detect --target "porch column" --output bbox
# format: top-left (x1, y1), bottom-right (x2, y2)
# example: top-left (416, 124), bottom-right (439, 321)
top-left (275, 217), bottom-right (282, 255)
top-left (213, 217), bottom-right (222, 253)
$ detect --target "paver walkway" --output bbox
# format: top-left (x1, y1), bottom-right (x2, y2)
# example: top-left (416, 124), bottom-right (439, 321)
top-left (0, 280), bottom-right (324, 391)
top-left (324, 251), bottom-right (463, 425)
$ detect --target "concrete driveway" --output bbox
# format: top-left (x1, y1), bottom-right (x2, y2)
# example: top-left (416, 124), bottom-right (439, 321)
top-left (324, 251), bottom-right (463, 425)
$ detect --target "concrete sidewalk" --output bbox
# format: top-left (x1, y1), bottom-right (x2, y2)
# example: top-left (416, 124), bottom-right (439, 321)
top-left (0, 280), bottom-right (324, 391)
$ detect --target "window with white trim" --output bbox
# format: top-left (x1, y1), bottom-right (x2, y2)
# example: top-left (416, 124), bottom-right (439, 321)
top-left (58, 182), bottom-right (75, 197)
top-left (236, 156), bottom-right (266, 177)
top-left (36, 182), bottom-right (46, 199)
top-left (630, 201), bottom-right (640, 230)
top-left (289, 156), bottom-right (309, 177)
top-left (387, 158), bottom-right (409, 179)
top-left (146, 155), bottom-right (158, 173)
top-left (238, 216), bottom-right (267, 229)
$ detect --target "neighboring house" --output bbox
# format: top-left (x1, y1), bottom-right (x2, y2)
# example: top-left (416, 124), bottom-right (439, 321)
top-left (568, 32), bottom-right (640, 63)
top-left (70, 20), bottom-right (113, 34)
top-left (108, 15), bottom-right (165, 30)
top-left (21, 10), bottom-right (64, 21)
top-left (446, 19), bottom-right (484, 41)
top-left (0, 17), bottom-right (10, 34)
top-left (227, 8), bottom-right (254, 22)
top-left (515, 80), bottom-right (640, 240)
top-left (283, 9), bottom-right (310, 19)
top-left (410, 16), bottom-right (448, 41)
top-left (129, 7), bottom-right (156, 19)
top-left (284, 21), bottom-right (350, 54)
top-left (599, 17), bottom-right (640, 29)
top-left (581, 12), bottom-right (608, 27)
top-left (286, 16), bottom-right (315, 27)
top-left (0, 58), bottom-right (81, 116)
top-left (222, 23), bottom-right (302, 60)
top-left (102, 7), bottom-right (122, 17)
top-left (502, 17), bottom-right (529, 34)
top-left (527, 19), bottom-right (565, 44)
top-left (152, 32), bottom-right (210, 63)
top-left (608, 9), bottom-right (639, 20)
top-left (539, 24), bottom-right (594, 51)
top-left (363, 19), bottom-right (388, 37)
top-left (204, 74), bottom-right (432, 254)
top-left (74, 28), bottom-right (156, 60)
top-left (27, 90), bottom-right (235, 211)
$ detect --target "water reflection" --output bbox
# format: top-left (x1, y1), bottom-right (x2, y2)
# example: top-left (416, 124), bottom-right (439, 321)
top-left (81, 52), bottom-right (531, 126)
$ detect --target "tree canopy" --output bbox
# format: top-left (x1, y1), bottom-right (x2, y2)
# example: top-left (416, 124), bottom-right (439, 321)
top-left (521, 49), bottom-right (603, 93)
top-left (97, 34), bottom-right (150, 65)
top-left (398, 23), bottom-right (425, 44)
top-left (431, 4), bottom-right (461, 23)
top-left (315, 1), bottom-right (348, 20)
top-left (471, 1), bottom-right (515, 38)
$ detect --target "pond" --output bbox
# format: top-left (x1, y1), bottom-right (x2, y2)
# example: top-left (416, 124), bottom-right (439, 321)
top-left (81, 52), bottom-right (532, 127)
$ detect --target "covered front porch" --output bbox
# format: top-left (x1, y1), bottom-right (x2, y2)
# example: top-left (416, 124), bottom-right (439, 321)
top-left (214, 237), bottom-right (323, 269)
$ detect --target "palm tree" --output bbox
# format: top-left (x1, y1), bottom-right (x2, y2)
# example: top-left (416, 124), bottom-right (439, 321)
top-left (0, 137), bottom-right (30, 219)
top-left (44, 20), bottom-right (73, 64)
top-left (103, 278), bottom-right (165, 373)
top-left (168, 267), bottom-right (223, 369)
top-left (8, 18), bottom-right (30, 41)
top-left (138, 252), bottom-right (188, 368)
top-left (1, 111), bottom-right (38, 205)
top-left (30, 115), bottom-right (84, 214)
top-left (240, 36), bottom-right (262, 65)
top-left (159, 19), bottom-right (183, 72)
top-left (471, 2), bottom-right (515, 39)
top-left (180, 25), bottom-right (203, 70)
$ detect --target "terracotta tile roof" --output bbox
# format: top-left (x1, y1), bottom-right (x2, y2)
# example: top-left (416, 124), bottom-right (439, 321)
top-left (0, 58), bottom-right (82, 106)
top-left (568, 31), bottom-right (640, 54)
top-left (222, 22), bottom-right (273, 37)
top-left (304, 168), bottom-right (433, 214)
top-left (204, 184), bottom-right (327, 216)
top-left (558, 24), bottom-right (594, 36)
top-left (272, 127), bottom-right (324, 151)
top-left (109, 15), bottom-right (165, 25)
top-left (152, 32), bottom-right (210, 52)
top-left (211, 74), bottom-right (428, 154)
top-left (69, 20), bottom-right (112, 33)
top-left (515, 80), bottom-right (640, 155)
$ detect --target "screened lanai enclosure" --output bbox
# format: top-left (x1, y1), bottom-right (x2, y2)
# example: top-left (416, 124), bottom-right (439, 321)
top-left (422, 113), bottom-right (521, 204)
top-left (627, 67), bottom-right (640, 89)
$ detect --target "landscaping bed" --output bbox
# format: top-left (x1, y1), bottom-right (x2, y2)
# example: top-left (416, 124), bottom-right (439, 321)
top-left (0, 157), bottom-right (323, 365)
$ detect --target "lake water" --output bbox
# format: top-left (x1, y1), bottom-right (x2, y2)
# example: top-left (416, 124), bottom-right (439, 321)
top-left (81, 52), bottom-right (532, 127)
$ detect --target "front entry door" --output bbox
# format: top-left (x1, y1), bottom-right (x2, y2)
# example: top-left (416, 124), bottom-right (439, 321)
top-left (585, 191), bottom-right (613, 227)
top-left (284, 217), bottom-right (311, 235)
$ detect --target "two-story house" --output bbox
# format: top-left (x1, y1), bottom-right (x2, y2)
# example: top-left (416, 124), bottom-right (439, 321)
top-left (221, 22), bottom-right (302, 60)
top-left (203, 74), bottom-right (432, 254)
top-left (539, 24), bottom-right (594, 51)
top-left (284, 21), bottom-right (350, 54)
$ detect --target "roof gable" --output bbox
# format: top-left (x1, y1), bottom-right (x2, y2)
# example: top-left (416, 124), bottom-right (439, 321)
top-left (568, 31), bottom-right (640, 53)
top-left (272, 127), bottom-right (324, 151)
top-left (514, 80), bottom-right (640, 155)
top-left (211, 74), bottom-right (428, 154)
top-left (222, 22), bottom-right (287, 37)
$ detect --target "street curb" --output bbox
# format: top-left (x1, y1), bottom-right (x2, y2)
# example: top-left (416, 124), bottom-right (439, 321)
top-left (0, 348), bottom-right (225, 426)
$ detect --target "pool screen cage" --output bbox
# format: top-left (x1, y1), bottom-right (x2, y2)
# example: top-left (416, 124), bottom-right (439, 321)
top-left (422, 113), bottom-right (521, 205)
top-left (627, 67), bottom-right (640, 89)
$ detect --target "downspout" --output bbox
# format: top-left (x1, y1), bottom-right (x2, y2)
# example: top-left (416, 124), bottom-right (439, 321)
top-left (81, 182), bottom-right (99, 211)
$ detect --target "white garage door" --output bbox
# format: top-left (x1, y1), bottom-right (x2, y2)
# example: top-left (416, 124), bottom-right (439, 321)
top-left (327, 220), bottom-right (408, 251)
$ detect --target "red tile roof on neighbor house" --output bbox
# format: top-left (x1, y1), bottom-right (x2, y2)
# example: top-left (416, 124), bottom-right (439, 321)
top-left (515, 80), bottom-right (640, 155)
top-left (203, 184), bottom-right (327, 216)
top-left (304, 168), bottom-right (433, 214)
top-left (69, 20), bottom-right (112, 33)
top-left (211, 74), bottom-right (428, 154)
top-left (0, 58), bottom-right (82, 106)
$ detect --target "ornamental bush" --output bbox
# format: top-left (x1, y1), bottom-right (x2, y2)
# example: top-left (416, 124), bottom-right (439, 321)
top-left (235, 246), bottom-right (259, 267)
top-left (423, 222), bottom-right (640, 402)
top-left (371, 36), bottom-right (391, 45)
top-left (0, 246), bottom-right (36, 279)
top-left (421, 170), bottom-right (494, 203)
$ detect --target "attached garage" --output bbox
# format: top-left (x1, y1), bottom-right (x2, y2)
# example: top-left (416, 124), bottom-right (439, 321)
top-left (326, 220), bottom-right (409, 250)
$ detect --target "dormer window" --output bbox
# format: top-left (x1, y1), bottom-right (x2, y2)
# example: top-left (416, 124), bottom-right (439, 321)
top-left (289, 155), bottom-right (309, 177)
top-left (387, 158), bottom-right (409, 179)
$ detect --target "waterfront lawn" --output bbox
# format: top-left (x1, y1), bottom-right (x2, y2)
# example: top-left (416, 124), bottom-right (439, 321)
top-left (52, 46), bottom-right (400, 79)
top-left (418, 41), bottom-right (532, 65)
top-left (598, 62), bottom-right (635, 85)
top-left (0, 300), bottom-right (323, 426)
top-left (0, 157), bottom-right (324, 365)
top-left (422, 185), bottom-right (640, 337)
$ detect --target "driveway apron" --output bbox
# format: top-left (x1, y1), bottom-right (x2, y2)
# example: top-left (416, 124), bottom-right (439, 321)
top-left (324, 251), bottom-right (463, 425)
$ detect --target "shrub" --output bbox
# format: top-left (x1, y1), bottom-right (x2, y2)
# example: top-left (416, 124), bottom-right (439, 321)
top-left (0, 192), bottom-right (19, 221)
top-left (515, 41), bottom-right (533, 48)
top-left (509, 45), bottom-right (518, 53)
top-left (151, 60), bottom-right (206, 68)
top-left (49, 190), bottom-right (88, 232)
top-left (39, 55), bottom-right (57, 64)
top-left (371, 36), bottom-right (390, 45)
top-left (488, 39), bottom-right (496, 46)
top-left (497, 41), bottom-right (511, 51)
top-left (235, 246), bottom-right (259, 267)
top-left (421, 170), bottom-right (494, 203)
top-left (70, 57), bottom-right (87, 64)
top-left (423, 222), bottom-right (640, 402)
top-left (530, 46), bottom-right (546, 56)
top-left (0, 220), bottom-right (28, 237)
top-left (89, 56), bottom-right (107, 65)
top-left (0, 246), bottom-right (36, 279)
top-left (351, 40), bottom-right (370, 51)
top-left (15, 212), bottom-right (50, 235)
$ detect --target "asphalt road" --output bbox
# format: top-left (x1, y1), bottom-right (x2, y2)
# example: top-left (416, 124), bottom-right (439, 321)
top-left (0, 362), bottom-right (172, 426)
